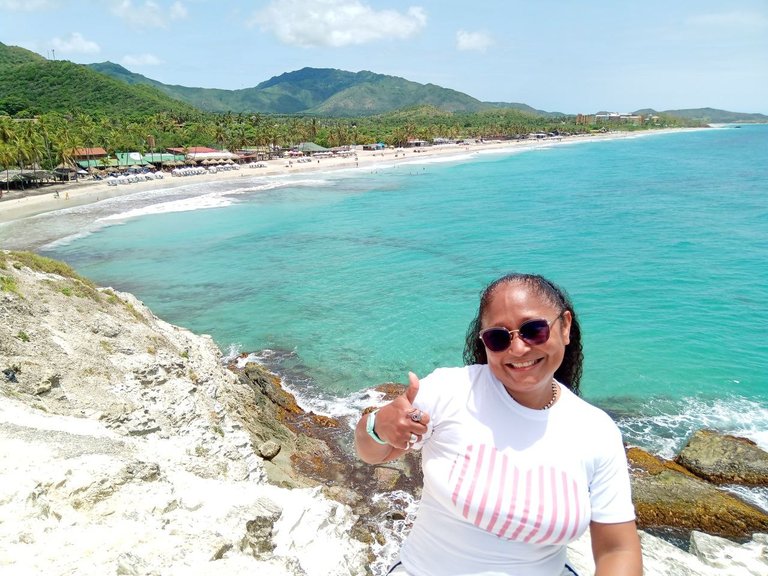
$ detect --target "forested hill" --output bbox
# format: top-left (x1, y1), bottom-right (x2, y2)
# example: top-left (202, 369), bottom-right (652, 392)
top-left (1, 41), bottom-right (766, 122)
top-left (87, 63), bottom-right (509, 116)
top-left (0, 42), bottom-right (46, 67)
top-left (635, 107), bottom-right (768, 124)
top-left (0, 43), bottom-right (199, 117)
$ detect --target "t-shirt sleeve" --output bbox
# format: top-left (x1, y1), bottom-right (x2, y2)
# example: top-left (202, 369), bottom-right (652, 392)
top-left (588, 418), bottom-right (636, 524)
top-left (408, 366), bottom-right (458, 450)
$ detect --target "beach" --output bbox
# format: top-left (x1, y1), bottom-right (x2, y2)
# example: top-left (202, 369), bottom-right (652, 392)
top-left (0, 131), bottom-right (662, 225)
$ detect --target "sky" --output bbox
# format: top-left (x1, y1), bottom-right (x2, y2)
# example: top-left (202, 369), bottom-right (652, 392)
top-left (2, 0), bottom-right (767, 114)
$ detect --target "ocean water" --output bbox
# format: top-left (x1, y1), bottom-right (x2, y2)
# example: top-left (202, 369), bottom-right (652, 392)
top-left (3, 126), bottom-right (767, 485)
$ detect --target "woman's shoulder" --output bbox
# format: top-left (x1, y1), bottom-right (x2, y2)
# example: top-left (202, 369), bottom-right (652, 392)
top-left (415, 365), bottom-right (480, 405)
top-left (421, 364), bottom-right (474, 386)
top-left (559, 386), bottom-right (621, 431)
top-left (421, 364), bottom-right (491, 385)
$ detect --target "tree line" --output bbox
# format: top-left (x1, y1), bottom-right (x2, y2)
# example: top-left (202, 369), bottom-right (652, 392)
top-left (0, 107), bottom-right (703, 183)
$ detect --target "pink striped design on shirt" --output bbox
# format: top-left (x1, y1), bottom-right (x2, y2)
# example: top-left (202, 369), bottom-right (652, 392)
top-left (569, 478), bottom-right (581, 540)
top-left (522, 466), bottom-right (547, 543)
top-left (494, 463), bottom-right (519, 538)
top-left (451, 444), bottom-right (474, 505)
top-left (534, 467), bottom-right (560, 544)
top-left (463, 443), bottom-right (487, 518)
top-left (552, 470), bottom-right (572, 544)
top-left (483, 454), bottom-right (509, 534)
top-left (448, 444), bottom-right (588, 543)
top-left (508, 468), bottom-right (533, 540)
top-left (473, 443), bottom-right (498, 527)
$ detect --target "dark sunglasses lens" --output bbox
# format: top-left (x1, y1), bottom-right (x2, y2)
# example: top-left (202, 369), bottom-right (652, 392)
top-left (481, 329), bottom-right (511, 352)
top-left (519, 320), bottom-right (550, 345)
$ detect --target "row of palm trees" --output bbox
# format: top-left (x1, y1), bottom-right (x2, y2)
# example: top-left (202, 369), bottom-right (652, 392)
top-left (1, 108), bottom-right (694, 193)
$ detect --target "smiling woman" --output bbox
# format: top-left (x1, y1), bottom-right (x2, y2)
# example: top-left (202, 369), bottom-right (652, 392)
top-left (355, 273), bottom-right (642, 576)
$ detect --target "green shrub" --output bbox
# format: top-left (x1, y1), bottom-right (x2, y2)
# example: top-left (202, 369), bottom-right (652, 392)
top-left (0, 274), bottom-right (19, 295)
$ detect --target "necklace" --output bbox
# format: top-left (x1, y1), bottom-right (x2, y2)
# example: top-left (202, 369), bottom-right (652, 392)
top-left (540, 379), bottom-right (558, 410)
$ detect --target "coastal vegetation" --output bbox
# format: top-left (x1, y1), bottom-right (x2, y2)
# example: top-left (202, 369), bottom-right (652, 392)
top-left (0, 40), bottom-right (725, 188)
top-left (0, 107), bottom-right (700, 187)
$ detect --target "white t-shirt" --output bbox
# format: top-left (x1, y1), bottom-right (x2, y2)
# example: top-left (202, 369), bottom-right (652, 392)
top-left (397, 364), bottom-right (635, 576)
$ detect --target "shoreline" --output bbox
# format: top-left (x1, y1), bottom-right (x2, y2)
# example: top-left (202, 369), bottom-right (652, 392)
top-left (0, 129), bottom-right (690, 226)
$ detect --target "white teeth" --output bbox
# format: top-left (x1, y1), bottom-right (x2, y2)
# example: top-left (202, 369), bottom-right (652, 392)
top-left (510, 359), bottom-right (537, 368)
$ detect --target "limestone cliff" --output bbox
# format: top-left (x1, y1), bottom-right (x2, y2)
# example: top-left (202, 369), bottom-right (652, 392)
top-left (0, 250), bottom-right (367, 575)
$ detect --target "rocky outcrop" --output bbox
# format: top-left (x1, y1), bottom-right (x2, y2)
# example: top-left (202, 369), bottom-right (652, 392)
top-left (628, 447), bottom-right (768, 538)
top-left (567, 528), bottom-right (768, 576)
top-left (675, 429), bottom-right (768, 485)
top-left (0, 250), bottom-right (367, 575)
top-left (2, 250), bottom-right (767, 575)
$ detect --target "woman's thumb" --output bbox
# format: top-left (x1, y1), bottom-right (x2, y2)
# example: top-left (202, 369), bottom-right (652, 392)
top-left (405, 371), bottom-right (420, 404)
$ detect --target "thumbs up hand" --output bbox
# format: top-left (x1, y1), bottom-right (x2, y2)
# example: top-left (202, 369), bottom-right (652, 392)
top-left (374, 372), bottom-right (430, 450)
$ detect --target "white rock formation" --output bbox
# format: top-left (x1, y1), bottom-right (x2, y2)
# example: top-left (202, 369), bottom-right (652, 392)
top-left (0, 253), bottom-right (367, 575)
top-left (567, 528), bottom-right (767, 576)
top-left (1, 252), bottom-right (765, 575)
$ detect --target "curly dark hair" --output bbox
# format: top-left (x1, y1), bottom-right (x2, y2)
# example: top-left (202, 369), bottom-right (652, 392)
top-left (462, 273), bottom-right (583, 394)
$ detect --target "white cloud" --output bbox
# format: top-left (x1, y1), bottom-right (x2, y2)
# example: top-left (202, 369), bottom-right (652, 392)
top-left (122, 53), bottom-right (163, 66)
top-left (251, 0), bottom-right (427, 48)
top-left (111, 0), bottom-right (172, 28)
top-left (51, 32), bottom-right (100, 55)
top-left (0, 0), bottom-right (53, 10)
top-left (456, 30), bottom-right (493, 52)
top-left (169, 1), bottom-right (187, 20)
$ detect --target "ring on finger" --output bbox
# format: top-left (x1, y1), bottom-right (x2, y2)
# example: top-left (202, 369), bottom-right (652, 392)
top-left (409, 433), bottom-right (418, 444)
top-left (409, 409), bottom-right (423, 423)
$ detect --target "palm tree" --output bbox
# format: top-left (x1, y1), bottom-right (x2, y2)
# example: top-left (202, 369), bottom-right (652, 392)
top-left (75, 113), bottom-right (98, 177)
top-left (0, 142), bottom-right (14, 196)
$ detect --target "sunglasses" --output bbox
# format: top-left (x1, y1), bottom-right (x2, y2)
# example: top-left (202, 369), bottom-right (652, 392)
top-left (479, 312), bottom-right (564, 352)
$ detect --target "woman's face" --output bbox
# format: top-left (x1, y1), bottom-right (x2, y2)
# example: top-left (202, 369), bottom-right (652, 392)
top-left (481, 282), bottom-right (572, 407)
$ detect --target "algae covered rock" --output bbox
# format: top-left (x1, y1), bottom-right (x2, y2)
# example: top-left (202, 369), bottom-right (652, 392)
top-left (675, 429), bottom-right (768, 486)
top-left (629, 446), bottom-right (768, 538)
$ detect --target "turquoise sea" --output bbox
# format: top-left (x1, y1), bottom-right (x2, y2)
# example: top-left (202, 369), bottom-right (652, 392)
top-left (2, 125), bottom-right (767, 507)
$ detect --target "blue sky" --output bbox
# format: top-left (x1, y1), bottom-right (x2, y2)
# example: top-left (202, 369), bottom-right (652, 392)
top-left (2, 0), bottom-right (767, 114)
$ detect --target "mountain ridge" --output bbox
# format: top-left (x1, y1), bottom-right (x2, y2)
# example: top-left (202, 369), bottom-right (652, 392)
top-left (1, 42), bottom-right (766, 122)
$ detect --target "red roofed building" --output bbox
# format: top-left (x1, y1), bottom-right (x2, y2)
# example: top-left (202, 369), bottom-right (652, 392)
top-left (165, 146), bottom-right (239, 163)
top-left (72, 147), bottom-right (108, 160)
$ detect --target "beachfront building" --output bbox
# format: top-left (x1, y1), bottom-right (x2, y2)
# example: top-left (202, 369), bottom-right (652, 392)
top-left (294, 142), bottom-right (330, 156)
top-left (72, 147), bottom-right (108, 163)
top-left (165, 147), bottom-right (239, 165)
top-left (594, 112), bottom-right (643, 124)
top-left (143, 152), bottom-right (187, 169)
top-left (236, 147), bottom-right (273, 162)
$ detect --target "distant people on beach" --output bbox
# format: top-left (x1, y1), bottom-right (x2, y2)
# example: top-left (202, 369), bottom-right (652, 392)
top-left (355, 272), bottom-right (642, 576)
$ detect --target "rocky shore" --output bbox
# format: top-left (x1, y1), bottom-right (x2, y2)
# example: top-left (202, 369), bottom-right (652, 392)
top-left (1, 250), bottom-right (766, 575)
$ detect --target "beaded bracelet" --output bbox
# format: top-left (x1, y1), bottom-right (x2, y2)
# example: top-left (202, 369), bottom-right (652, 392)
top-left (365, 409), bottom-right (388, 445)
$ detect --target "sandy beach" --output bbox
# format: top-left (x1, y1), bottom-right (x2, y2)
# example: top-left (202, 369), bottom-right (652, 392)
top-left (0, 131), bottom-right (675, 226)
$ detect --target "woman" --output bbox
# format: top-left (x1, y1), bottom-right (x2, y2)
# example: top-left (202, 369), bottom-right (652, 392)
top-left (355, 273), bottom-right (642, 575)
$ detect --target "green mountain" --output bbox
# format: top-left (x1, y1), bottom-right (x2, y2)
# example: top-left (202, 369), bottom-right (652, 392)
top-left (87, 63), bottom-right (499, 115)
top-left (0, 43), bottom-right (199, 117)
top-left (2, 42), bottom-right (765, 122)
top-left (0, 42), bottom-right (45, 67)
top-left (635, 107), bottom-right (768, 124)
